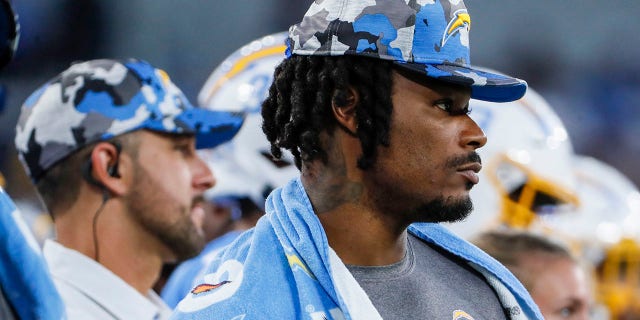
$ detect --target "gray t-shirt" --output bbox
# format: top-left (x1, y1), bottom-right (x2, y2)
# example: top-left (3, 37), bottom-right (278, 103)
top-left (347, 234), bottom-right (508, 320)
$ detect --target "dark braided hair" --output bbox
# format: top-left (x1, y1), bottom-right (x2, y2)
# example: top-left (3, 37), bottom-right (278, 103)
top-left (262, 55), bottom-right (394, 170)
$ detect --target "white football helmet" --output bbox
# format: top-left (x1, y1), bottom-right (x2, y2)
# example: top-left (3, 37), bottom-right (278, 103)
top-left (544, 155), bottom-right (640, 318)
top-left (197, 32), bottom-right (299, 209)
top-left (445, 87), bottom-right (580, 238)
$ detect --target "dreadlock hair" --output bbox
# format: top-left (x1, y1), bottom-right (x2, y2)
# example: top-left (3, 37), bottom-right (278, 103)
top-left (262, 55), bottom-right (394, 170)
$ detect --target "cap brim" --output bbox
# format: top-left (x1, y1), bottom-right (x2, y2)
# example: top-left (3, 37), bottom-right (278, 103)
top-left (394, 62), bottom-right (527, 103)
top-left (175, 109), bottom-right (245, 149)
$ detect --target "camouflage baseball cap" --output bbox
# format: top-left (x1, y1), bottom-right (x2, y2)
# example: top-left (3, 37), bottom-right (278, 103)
top-left (287, 0), bottom-right (527, 103)
top-left (14, 59), bottom-right (244, 182)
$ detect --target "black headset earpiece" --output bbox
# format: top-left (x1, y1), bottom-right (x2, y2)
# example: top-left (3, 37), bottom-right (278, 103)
top-left (81, 141), bottom-right (122, 200)
top-left (106, 164), bottom-right (118, 178)
top-left (107, 141), bottom-right (122, 179)
top-left (81, 160), bottom-right (111, 203)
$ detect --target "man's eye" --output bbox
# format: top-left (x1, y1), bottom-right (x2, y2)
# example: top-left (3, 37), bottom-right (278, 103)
top-left (435, 101), bottom-right (471, 115)
top-left (435, 101), bottom-right (452, 112)
top-left (176, 144), bottom-right (193, 155)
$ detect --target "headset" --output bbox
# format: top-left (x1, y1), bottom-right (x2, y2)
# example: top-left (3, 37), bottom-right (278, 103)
top-left (81, 141), bottom-right (122, 201)
top-left (80, 140), bottom-right (121, 262)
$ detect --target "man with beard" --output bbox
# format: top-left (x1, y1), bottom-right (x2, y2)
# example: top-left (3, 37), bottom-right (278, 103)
top-left (172, 0), bottom-right (542, 319)
top-left (14, 59), bottom-right (243, 319)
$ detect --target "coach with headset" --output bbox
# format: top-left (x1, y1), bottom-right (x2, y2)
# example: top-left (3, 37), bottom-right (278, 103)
top-left (13, 58), bottom-right (243, 318)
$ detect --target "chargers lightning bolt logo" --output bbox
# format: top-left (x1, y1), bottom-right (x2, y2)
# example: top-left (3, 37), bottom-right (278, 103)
top-left (287, 253), bottom-right (316, 280)
top-left (441, 9), bottom-right (471, 47)
top-left (452, 309), bottom-right (475, 320)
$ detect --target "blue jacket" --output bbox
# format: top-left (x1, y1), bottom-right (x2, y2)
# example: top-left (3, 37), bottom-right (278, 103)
top-left (171, 178), bottom-right (542, 319)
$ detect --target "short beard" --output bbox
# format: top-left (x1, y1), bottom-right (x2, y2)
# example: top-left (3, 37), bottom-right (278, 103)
top-left (127, 162), bottom-right (205, 262)
top-left (408, 151), bottom-right (478, 223)
top-left (409, 195), bottom-right (473, 224)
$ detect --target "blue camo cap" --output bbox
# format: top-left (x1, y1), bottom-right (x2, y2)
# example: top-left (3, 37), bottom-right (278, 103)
top-left (14, 59), bottom-right (245, 182)
top-left (287, 0), bottom-right (527, 103)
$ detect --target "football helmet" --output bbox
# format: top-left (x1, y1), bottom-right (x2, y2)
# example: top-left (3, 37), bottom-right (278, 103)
top-left (197, 32), bottom-right (298, 210)
top-left (445, 87), bottom-right (580, 238)
top-left (544, 155), bottom-right (640, 319)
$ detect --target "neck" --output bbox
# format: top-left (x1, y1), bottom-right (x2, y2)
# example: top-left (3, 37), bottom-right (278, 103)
top-left (301, 156), bottom-right (409, 266)
top-left (318, 202), bottom-right (409, 266)
top-left (55, 196), bottom-right (162, 296)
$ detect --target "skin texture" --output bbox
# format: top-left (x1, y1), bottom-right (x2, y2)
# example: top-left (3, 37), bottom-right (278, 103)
top-left (517, 253), bottom-right (592, 320)
top-left (125, 131), bottom-right (212, 262)
top-left (54, 130), bottom-right (215, 294)
top-left (302, 70), bottom-right (486, 266)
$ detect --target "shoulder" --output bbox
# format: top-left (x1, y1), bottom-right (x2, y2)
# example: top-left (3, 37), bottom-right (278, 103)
top-left (53, 280), bottom-right (110, 319)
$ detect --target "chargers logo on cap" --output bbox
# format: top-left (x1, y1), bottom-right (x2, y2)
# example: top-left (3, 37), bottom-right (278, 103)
top-left (452, 309), bottom-right (475, 320)
top-left (441, 9), bottom-right (471, 47)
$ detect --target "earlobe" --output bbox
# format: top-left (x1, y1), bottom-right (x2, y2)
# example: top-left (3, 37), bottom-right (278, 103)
top-left (331, 87), bottom-right (359, 137)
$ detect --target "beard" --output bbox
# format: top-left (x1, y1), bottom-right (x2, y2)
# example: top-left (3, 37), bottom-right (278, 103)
top-left (407, 152), bottom-right (479, 223)
top-left (376, 152), bottom-right (481, 224)
top-left (407, 195), bottom-right (473, 224)
top-left (126, 162), bottom-right (205, 262)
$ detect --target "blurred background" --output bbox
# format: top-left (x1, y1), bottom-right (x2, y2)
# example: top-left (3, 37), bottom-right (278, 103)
top-left (1, 0), bottom-right (639, 227)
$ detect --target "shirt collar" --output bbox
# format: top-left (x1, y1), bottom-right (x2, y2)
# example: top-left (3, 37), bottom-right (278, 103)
top-left (44, 239), bottom-right (171, 319)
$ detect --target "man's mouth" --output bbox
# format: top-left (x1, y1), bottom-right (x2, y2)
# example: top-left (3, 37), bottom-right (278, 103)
top-left (457, 162), bottom-right (482, 185)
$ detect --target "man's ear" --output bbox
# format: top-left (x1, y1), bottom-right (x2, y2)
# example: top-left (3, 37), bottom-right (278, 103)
top-left (86, 142), bottom-right (127, 197)
top-left (331, 86), bottom-right (359, 137)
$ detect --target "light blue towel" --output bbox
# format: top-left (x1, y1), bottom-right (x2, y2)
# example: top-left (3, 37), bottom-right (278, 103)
top-left (172, 178), bottom-right (542, 319)
top-left (0, 188), bottom-right (65, 319)
top-left (161, 230), bottom-right (243, 308)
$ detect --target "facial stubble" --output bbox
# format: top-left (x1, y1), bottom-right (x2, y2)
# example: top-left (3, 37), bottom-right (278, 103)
top-left (127, 161), bottom-right (206, 262)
